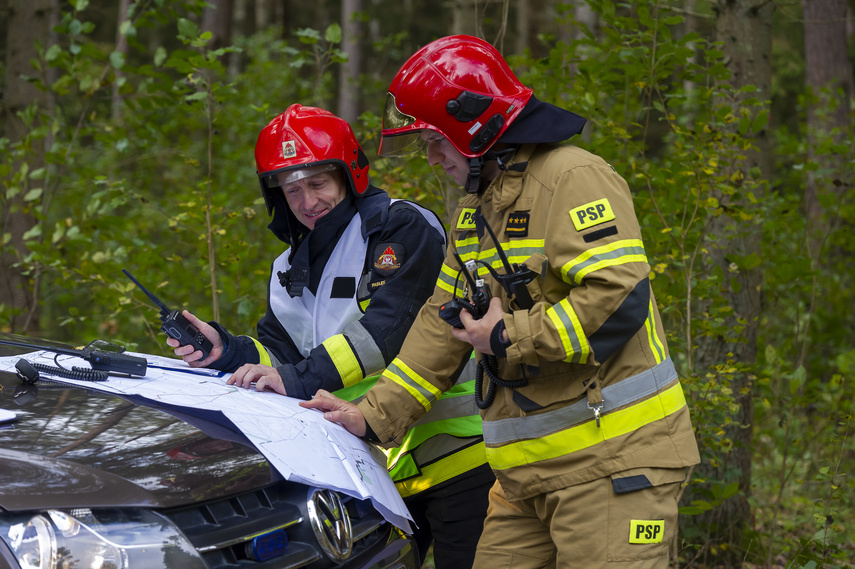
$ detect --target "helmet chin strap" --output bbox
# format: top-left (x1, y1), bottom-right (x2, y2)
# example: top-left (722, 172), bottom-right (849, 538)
top-left (464, 157), bottom-right (484, 194)
top-left (464, 147), bottom-right (518, 194)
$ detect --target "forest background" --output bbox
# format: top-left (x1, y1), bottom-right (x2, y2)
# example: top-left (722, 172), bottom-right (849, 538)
top-left (1, 0), bottom-right (853, 567)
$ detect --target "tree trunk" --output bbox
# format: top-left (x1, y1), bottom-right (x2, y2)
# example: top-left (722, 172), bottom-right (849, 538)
top-left (202, 0), bottom-right (233, 50)
top-left (111, 0), bottom-right (131, 121)
top-left (514, 0), bottom-right (530, 54)
top-left (338, 0), bottom-right (363, 123)
top-left (1, 0), bottom-right (52, 334)
top-left (802, 0), bottom-right (853, 255)
top-left (683, 0), bottom-right (774, 565)
top-left (450, 0), bottom-right (478, 36)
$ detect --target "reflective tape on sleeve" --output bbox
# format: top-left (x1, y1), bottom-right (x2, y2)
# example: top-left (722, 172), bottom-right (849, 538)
top-left (247, 336), bottom-right (272, 367)
top-left (321, 334), bottom-right (364, 387)
top-left (546, 298), bottom-right (591, 364)
top-left (342, 320), bottom-right (386, 377)
top-left (560, 239), bottom-right (647, 285)
top-left (383, 359), bottom-right (443, 412)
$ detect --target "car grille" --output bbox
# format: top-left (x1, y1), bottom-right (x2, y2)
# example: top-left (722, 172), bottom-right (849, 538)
top-left (160, 479), bottom-right (393, 569)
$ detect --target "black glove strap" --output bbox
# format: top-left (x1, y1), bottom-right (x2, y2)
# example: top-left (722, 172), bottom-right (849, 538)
top-left (489, 319), bottom-right (511, 358)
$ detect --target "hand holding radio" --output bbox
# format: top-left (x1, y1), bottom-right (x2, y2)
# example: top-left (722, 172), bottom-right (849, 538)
top-left (450, 297), bottom-right (506, 355)
top-left (165, 310), bottom-right (223, 366)
top-left (123, 269), bottom-right (219, 364)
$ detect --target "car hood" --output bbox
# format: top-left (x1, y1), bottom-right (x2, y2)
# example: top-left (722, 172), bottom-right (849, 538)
top-left (0, 368), bottom-right (274, 512)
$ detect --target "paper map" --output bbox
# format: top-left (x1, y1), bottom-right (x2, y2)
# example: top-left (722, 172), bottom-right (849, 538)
top-left (0, 350), bottom-right (411, 531)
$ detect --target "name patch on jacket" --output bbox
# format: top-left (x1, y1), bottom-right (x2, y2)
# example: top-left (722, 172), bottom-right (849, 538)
top-left (505, 212), bottom-right (530, 237)
top-left (628, 520), bottom-right (665, 544)
top-left (373, 242), bottom-right (405, 277)
top-left (570, 198), bottom-right (615, 231)
top-left (457, 208), bottom-right (478, 230)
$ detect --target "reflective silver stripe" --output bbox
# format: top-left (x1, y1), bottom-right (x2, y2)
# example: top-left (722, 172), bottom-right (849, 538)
top-left (482, 358), bottom-right (679, 445)
top-left (342, 320), bottom-right (386, 376)
top-left (410, 389), bottom-right (480, 427)
top-left (411, 434), bottom-right (483, 465)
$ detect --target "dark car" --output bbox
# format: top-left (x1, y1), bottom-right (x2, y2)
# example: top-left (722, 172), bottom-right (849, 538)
top-left (0, 338), bottom-right (416, 569)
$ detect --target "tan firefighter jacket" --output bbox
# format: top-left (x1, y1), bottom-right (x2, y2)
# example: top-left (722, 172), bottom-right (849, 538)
top-left (357, 142), bottom-right (701, 501)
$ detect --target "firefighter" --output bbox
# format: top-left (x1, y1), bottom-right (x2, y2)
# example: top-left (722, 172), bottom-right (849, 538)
top-left (302, 36), bottom-right (701, 569)
top-left (168, 104), bottom-right (494, 568)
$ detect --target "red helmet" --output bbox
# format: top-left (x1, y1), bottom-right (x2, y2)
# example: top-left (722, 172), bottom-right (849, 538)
top-left (379, 35), bottom-right (533, 159)
top-left (256, 104), bottom-right (370, 213)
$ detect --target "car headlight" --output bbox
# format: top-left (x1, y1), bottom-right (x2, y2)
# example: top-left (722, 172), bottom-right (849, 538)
top-left (0, 508), bottom-right (206, 569)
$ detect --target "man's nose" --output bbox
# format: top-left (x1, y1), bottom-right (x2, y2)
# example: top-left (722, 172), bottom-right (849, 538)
top-left (426, 141), bottom-right (443, 166)
top-left (301, 187), bottom-right (319, 208)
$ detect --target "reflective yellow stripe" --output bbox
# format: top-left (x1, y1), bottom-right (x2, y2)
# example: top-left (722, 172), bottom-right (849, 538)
top-left (546, 298), bottom-right (590, 364)
top-left (248, 337), bottom-right (272, 366)
top-left (561, 239), bottom-right (647, 284)
top-left (436, 263), bottom-right (461, 295)
top-left (384, 359), bottom-right (442, 411)
top-left (454, 236), bottom-right (480, 261)
top-left (321, 334), bottom-right (363, 387)
top-left (477, 239), bottom-right (544, 269)
top-left (645, 300), bottom-right (666, 364)
top-left (394, 442), bottom-right (489, 497)
top-left (486, 382), bottom-right (687, 470)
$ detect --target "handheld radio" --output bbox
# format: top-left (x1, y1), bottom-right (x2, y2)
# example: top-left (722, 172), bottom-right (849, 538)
top-left (122, 269), bottom-right (213, 359)
top-left (0, 338), bottom-right (147, 377)
top-left (438, 252), bottom-right (491, 328)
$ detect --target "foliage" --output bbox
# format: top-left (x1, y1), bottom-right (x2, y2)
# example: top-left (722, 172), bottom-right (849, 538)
top-left (1, 0), bottom-right (853, 566)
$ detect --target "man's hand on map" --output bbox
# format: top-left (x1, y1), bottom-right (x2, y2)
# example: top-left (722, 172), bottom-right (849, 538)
top-left (227, 363), bottom-right (288, 395)
top-left (299, 389), bottom-right (367, 437)
top-left (166, 310), bottom-right (223, 367)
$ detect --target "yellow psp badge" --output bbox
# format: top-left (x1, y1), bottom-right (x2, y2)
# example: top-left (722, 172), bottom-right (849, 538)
top-left (569, 198), bottom-right (615, 231)
top-left (629, 520), bottom-right (665, 544)
top-left (457, 208), bottom-right (478, 230)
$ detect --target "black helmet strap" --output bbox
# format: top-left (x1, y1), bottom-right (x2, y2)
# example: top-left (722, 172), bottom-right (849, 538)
top-left (464, 146), bottom-right (518, 194)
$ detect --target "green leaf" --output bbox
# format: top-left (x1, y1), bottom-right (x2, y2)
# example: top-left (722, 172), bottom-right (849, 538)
top-left (45, 44), bottom-right (62, 62)
top-left (23, 188), bottom-right (43, 202)
top-left (154, 47), bottom-right (167, 67)
top-left (177, 18), bottom-right (199, 39)
top-left (22, 225), bottom-right (42, 240)
top-left (109, 51), bottom-right (126, 70)
top-left (325, 23), bottom-right (342, 43)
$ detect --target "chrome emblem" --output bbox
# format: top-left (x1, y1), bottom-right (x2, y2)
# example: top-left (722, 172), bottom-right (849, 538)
top-left (307, 488), bottom-right (353, 561)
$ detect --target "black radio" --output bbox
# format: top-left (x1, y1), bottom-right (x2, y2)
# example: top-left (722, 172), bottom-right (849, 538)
top-left (123, 269), bottom-right (213, 359)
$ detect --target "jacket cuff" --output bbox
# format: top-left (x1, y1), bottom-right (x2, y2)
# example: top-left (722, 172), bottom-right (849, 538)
top-left (206, 322), bottom-right (239, 372)
top-left (504, 311), bottom-right (539, 367)
top-left (276, 364), bottom-right (306, 399)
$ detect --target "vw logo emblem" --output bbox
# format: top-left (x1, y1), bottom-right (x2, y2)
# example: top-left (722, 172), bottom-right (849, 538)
top-left (307, 488), bottom-right (353, 561)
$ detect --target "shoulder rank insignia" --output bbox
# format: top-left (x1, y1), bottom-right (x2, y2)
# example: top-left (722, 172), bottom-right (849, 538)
top-left (505, 212), bottom-right (530, 237)
top-left (569, 198), bottom-right (615, 231)
top-left (375, 245), bottom-right (401, 271)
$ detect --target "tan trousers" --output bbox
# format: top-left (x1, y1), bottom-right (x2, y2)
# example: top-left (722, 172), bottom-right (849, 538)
top-left (472, 469), bottom-right (683, 569)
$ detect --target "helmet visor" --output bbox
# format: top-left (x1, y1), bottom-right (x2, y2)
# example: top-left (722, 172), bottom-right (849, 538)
top-left (259, 163), bottom-right (338, 189)
top-left (378, 132), bottom-right (426, 157)
top-left (379, 92), bottom-right (425, 157)
top-left (382, 92), bottom-right (416, 130)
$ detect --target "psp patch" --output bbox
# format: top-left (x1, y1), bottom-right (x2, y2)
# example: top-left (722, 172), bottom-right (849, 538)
top-left (570, 198), bottom-right (615, 231)
top-left (628, 520), bottom-right (665, 544)
top-left (505, 212), bottom-right (530, 237)
top-left (373, 242), bottom-right (404, 276)
top-left (457, 208), bottom-right (478, 230)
